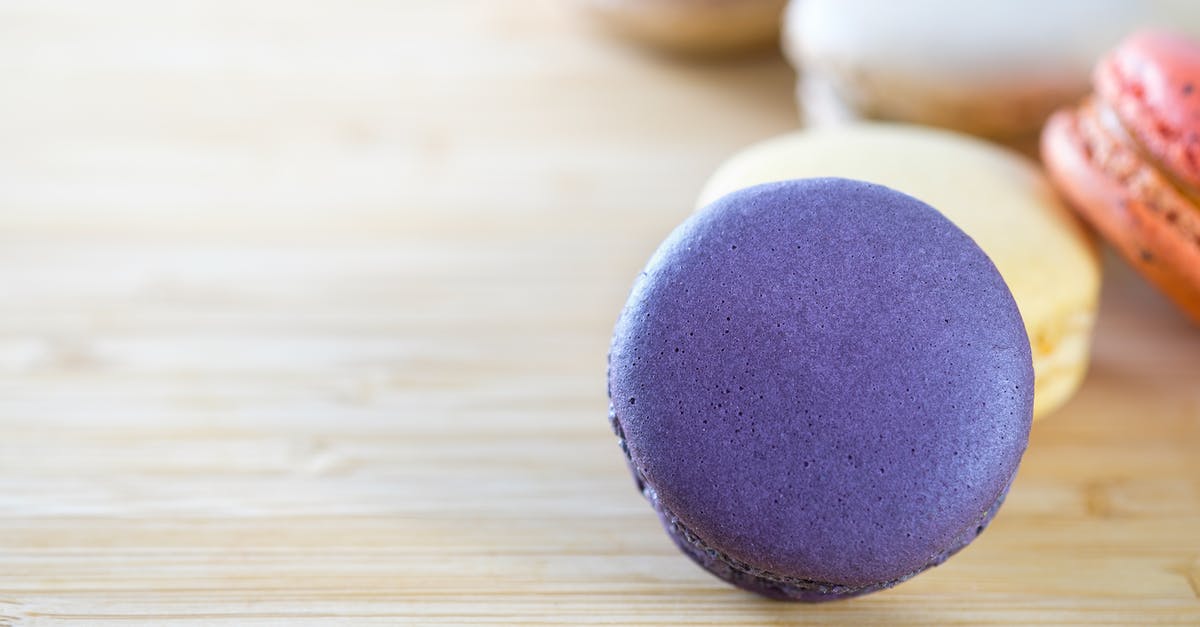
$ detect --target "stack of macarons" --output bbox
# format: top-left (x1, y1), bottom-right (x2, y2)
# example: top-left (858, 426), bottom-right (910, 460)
top-left (597, 0), bottom-right (1200, 604)
top-left (1043, 31), bottom-right (1200, 323)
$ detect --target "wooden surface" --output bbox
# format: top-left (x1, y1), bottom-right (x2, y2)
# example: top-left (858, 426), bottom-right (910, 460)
top-left (1, 2), bottom-right (1198, 624)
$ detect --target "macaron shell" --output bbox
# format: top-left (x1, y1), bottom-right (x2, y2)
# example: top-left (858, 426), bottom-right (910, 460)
top-left (579, 0), bottom-right (786, 54)
top-left (610, 179), bottom-right (1033, 592)
top-left (1042, 106), bottom-right (1200, 323)
top-left (1096, 30), bottom-right (1200, 190)
top-left (787, 0), bottom-right (1200, 138)
top-left (654, 472), bottom-right (1013, 601)
top-left (697, 124), bottom-right (1101, 418)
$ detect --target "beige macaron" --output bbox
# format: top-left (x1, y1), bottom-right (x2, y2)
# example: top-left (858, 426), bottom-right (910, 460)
top-left (699, 124), bottom-right (1102, 419)
top-left (579, 0), bottom-right (787, 55)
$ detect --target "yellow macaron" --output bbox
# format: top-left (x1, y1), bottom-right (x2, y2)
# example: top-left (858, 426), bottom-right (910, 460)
top-left (699, 123), bottom-right (1101, 419)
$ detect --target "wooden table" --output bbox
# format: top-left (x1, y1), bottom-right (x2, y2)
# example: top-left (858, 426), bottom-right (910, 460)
top-left (1, 2), bottom-right (1198, 624)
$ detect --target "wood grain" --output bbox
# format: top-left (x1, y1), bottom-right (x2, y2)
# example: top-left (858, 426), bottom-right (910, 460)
top-left (0, 1), bottom-right (1197, 624)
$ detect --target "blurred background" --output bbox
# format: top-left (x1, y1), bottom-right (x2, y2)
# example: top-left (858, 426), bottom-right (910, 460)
top-left (1, 1), bottom-right (1198, 623)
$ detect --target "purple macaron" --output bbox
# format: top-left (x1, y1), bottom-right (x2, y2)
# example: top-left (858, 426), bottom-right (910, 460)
top-left (608, 178), bottom-right (1033, 601)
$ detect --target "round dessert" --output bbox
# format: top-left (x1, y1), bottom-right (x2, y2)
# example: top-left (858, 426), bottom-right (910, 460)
top-left (785, 0), bottom-right (1200, 140)
top-left (578, 0), bottom-right (787, 55)
top-left (608, 178), bottom-right (1034, 601)
top-left (1043, 30), bottom-right (1200, 324)
top-left (698, 124), bottom-right (1101, 419)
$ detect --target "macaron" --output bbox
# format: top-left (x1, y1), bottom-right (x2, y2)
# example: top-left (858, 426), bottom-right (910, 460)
top-left (1043, 30), bottom-right (1200, 324)
top-left (699, 124), bottom-right (1101, 419)
top-left (608, 178), bottom-right (1034, 601)
top-left (785, 0), bottom-right (1200, 139)
top-left (578, 0), bottom-right (787, 55)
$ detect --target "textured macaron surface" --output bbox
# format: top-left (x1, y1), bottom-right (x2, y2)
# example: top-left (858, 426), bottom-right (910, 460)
top-left (694, 125), bottom-right (1100, 420)
top-left (608, 179), bottom-right (1033, 590)
top-left (1097, 30), bottom-right (1200, 190)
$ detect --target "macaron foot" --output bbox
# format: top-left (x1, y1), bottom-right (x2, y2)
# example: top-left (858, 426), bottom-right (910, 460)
top-left (612, 401), bottom-right (1013, 602)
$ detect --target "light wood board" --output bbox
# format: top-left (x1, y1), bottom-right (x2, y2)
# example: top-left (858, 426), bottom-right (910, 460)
top-left (0, 1), bottom-right (1197, 624)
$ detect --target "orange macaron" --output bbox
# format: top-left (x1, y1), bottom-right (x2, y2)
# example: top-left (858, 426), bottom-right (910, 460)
top-left (1042, 30), bottom-right (1200, 324)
